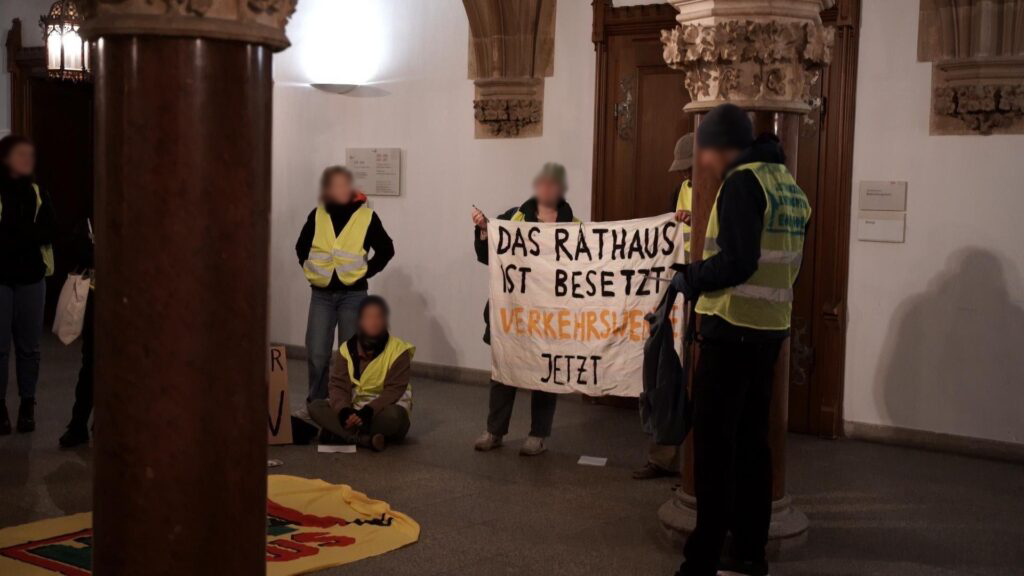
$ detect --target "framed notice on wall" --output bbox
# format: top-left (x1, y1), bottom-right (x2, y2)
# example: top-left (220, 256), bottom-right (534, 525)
top-left (346, 148), bottom-right (402, 196)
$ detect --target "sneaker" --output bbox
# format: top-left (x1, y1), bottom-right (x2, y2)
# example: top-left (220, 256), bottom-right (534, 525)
top-left (16, 399), bottom-right (35, 433)
top-left (632, 462), bottom-right (677, 480)
top-left (718, 558), bottom-right (770, 576)
top-left (59, 427), bottom-right (90, 448)
top-left (519, 436), bottom-right (547, 456)
top-left (291, 404), bottom-right (312, 423)
top-left (473, 432), bottom-right (503, 451)
top-left (358, 434), bottom-right (386, 453)
top-left (0, 402), bottom-right (10, 436)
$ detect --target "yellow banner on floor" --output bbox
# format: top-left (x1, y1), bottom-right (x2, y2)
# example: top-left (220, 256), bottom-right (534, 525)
top-left (0, 475), bottom-right (419, 575)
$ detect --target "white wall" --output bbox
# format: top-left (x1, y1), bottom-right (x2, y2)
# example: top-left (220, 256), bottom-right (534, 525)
top-left (845, 0), bottom-right (1024, 445)
top-left (0, 0), bottom-right (54, 136)
top-left (270, 0), bottom-right (602, 370)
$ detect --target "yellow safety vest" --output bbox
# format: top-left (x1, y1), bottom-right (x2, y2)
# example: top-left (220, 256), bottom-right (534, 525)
top-left (0, 184), bottom-right (54, 277)
top-left (303, 204), bottom-right (374, 288)
top-left (510, 210), bottom-right (581, 224)
top-left (341, 336), bottom-right (416, 411)
top-left (696, 162), bottom-right (811, 331)
top-left (675, 179), bottom-right (693, 255)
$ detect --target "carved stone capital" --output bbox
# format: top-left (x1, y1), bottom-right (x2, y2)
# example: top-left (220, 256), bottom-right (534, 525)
top-left (662, 0), bottom-right (835, 114)
top-left (464, 0), bottom-right (556, 139)
top-left (919, 0), bottom-right (1024, 135)
top-left (80, 0), bottom-right (297, 51)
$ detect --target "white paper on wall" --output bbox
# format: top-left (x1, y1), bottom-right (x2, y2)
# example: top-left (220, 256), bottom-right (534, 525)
top-left (487, 214), bottom-right (685, 397)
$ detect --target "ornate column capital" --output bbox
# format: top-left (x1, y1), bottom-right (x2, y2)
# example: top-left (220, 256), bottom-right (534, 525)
top-left (80, 0), bottom-right (297, 51)
top-left (919, 0), bottom-right (1024, 135)
top-left (464, 0), bottom-right (557, 138)
top-left (662, 0), bottom-right (835, 114)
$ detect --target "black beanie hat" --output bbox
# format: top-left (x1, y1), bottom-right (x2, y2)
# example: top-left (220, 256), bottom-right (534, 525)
top-left (358, 295), bottom-right (390, 318)
top-left (697, 103), bottom-right (753, 151)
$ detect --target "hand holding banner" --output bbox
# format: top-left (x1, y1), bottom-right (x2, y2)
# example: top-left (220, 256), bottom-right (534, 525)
top-left (488, 214), bottom-right (685, 397)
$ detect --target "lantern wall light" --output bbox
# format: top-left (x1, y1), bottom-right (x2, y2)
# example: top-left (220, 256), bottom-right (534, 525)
top-left (41, 0), bottom-right (90, 82)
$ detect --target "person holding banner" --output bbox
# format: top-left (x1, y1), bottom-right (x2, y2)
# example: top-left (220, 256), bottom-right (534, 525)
top-left (309, 296), bottom-right (413, 451)
top-left (470, 162), bottom-right (578, 457)
top-left (295, 166), bottom-right (395, 419)
top-left (670, 104), bottom-right (811, 576)
top-left (634, 132), bottom-right (695, 481)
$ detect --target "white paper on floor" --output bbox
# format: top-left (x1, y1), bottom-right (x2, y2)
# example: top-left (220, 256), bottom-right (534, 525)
top-left (318, 444), bottom-right (357, 454)
top-left (577, 455), bottom-right (608, 467)
top-left (267, 459), bottom-right (284, 468)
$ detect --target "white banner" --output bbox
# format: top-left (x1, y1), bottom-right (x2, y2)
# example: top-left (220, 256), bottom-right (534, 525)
top-left (488, 214), bottom-right (685, 397)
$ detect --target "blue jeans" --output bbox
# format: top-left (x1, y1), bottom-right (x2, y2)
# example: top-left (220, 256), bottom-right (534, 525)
top-left (305, 288), bottom-right (366, 403)
top-left (0, 280), bottom-right (46, 401)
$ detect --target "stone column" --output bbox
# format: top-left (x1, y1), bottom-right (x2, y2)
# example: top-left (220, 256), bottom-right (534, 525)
top-left (80, 1), bottom-right (295, 574)
top-left (656, 0), bottom-right (834, 552)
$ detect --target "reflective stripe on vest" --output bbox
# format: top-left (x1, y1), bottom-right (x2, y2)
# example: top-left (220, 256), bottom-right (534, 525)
top-left (676, 179), bottom-right (693, 255)
top-left (341, 336), bottom-right (416, 411)
top-left (303, 204), bottom-right (374, 287)
top-left (696, 162), bottom-right (811, 331)
top-left (510, 210), bottom-right (581, 223)
top-left (0, 184), bottom-right (54, 277)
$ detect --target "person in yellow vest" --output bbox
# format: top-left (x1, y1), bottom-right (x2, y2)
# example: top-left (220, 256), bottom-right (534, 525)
top-left (634, 132), bottom-right (695, 481)
top-left (309, 296), bottom-right (413, 451)
top-left (295, 166), bottom-right (395, 419)
top-left (470, 163), bottom-right (578, 456)
top-left (669, 104), bottom-right (811, 576)
top-left (0, 135), bottom-right (54, 435)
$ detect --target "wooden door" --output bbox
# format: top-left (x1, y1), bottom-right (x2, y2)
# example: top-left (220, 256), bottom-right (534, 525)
top-left (592, 1), bottom-right (691, 222)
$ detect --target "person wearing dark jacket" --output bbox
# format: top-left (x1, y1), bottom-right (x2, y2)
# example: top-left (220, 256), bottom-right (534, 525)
top-left (309, 296), bottom-right (413, 452)
top-left (0, 135), bottom-right (54, 435)
top-left (295, 166), bottom-right (395, 417)
top-left (59, 219), bottom-right (95, 448)
top-left (470, 163), bottom-right (577, 457)
top-left (669, 104), bottom-right (811, 576)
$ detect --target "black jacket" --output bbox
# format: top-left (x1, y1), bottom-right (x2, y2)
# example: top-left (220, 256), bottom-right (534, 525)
top-left (475, 198), bottom-right (576, 343)
top-left (0, 175), bottom-right (54, 285)
top-left (680, 134), bottom-right (793, 342)
top-left (295, 198), bottom-right (395, 292)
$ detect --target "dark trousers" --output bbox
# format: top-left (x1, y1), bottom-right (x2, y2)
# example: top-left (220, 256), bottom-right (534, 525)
top-left (486, 380), bottom-right (557, 438)
top-left (0, 280), bottom-right (45, 401)
top-left (680, 338), bottom-right (781, 576)
top-left (308, 400), bottom-right (411, 443)
top-left (68, 296), bottom-right (94, 431)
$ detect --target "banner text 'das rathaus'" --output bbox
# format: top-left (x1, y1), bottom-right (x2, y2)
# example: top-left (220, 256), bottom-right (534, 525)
top-left (488, 214), bottom-right (685, 397)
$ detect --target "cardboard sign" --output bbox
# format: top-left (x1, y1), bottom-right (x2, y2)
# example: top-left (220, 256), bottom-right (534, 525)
top-left (487, 214), bottom-right (685, 397)
top-left (268, 346), bottom-right (294, 445)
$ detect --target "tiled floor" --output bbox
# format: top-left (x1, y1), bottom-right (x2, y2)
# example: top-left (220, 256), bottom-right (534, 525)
top-left (2, 335), bottom-right (1023, 575)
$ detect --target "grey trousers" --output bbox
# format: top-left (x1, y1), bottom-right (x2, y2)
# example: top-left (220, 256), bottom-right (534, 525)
top-left (486, 380), bottom-right (557, 438)
top-left (0, 281), bottom-right (45, 401)
top-left (309, 399), bottom-right (411, 443)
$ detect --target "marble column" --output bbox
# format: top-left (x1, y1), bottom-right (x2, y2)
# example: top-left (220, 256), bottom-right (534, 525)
top-left (80, 2), bottom-right (296, 574)
top-left (657, 0), bottom-right (834, 552)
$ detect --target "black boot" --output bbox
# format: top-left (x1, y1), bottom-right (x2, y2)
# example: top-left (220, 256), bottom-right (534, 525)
top-left (16, 398), bottom-right (35, 433)
top-left (59, 425), bottom-right (90, 448)
top-left (0, 401), bottom-right (10, 435)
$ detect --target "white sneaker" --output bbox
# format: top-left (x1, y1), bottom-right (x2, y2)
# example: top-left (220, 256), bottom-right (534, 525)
top-left (474, 432), bottom-right (503, 451)
top-left (291, 404), bottom-right (311, 423)
top-left (519, 436), bottom-right (547, 456)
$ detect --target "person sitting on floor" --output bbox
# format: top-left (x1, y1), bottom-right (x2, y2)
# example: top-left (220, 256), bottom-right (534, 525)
top-left (309, 295), bottom-right (413, 452)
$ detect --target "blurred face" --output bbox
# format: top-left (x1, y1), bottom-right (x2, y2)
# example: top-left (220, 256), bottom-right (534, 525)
top-left (323, 173), bottom-right (354, 204)
top-left (697, 148), bottom-right (739, 179)
top-left (533, 177), bottom-right (563, 208)
top-left (359, 304), bottom-right (388, 339)
top-left (5, 143), bottom-right (35, 178)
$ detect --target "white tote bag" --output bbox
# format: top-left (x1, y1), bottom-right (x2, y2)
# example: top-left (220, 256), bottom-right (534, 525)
top-left (53, 272), bottom-right (92, 345)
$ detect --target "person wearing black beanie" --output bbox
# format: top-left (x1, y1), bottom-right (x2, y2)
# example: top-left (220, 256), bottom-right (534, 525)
top-left (670, 104), bottom-right (811, 576)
